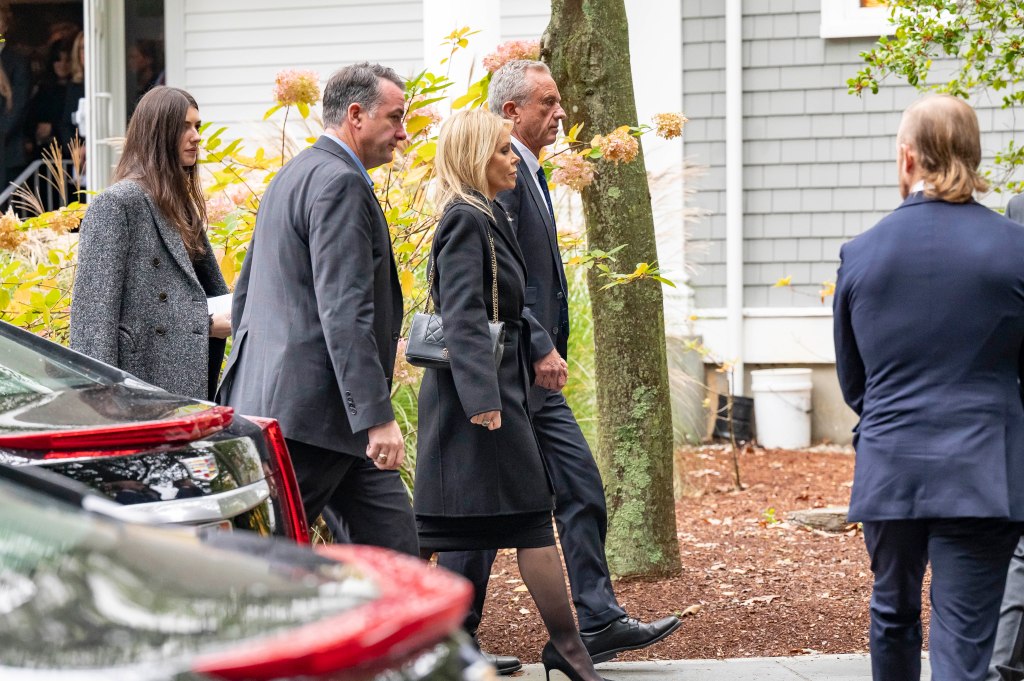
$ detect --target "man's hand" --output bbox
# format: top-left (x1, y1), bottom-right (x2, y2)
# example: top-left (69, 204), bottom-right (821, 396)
top-left (470, 410), bottom-right (502, 431)
top-left (533, 348), bottom-right (568, 390)
top-left (366, 420), bottom-right (405, 470)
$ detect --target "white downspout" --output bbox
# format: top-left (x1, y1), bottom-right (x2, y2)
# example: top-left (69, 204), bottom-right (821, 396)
top-left (725, 0), bottom-right (744, 395)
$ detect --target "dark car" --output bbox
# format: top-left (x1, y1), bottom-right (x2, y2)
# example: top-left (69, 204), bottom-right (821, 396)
top-left (0, 463), bottom-right (489, 680)
top-left (0, 321), bottom-right (307, 541)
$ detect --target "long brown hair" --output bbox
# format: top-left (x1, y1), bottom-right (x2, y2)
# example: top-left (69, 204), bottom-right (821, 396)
top-left (114, 86), bottom-right (207, 258)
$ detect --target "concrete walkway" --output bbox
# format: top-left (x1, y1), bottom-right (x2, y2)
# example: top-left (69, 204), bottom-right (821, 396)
top-left (517, 654), bottom-right (931, 679)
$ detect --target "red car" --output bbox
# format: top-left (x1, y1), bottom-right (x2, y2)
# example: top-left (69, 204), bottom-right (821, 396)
top-left (0, 321), bottom-right (307, 541)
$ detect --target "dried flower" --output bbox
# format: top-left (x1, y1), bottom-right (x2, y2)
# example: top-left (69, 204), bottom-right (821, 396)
top-left (393, 338), bottom-right (422, 386)
top-left (0, 209), bottom-right (25, 250)
top-left (590, 126), bottom-right (639, 164)
top-left (45, 207), bottom-right (82, 234)
top-left (272, 69), bottom-right (321, 107)
top-left (551, 153), bottom-right (596, 192)
top-left (483, 40), bottom-right (541, 73)
top-left (652, 112), bottom-right (688, 139)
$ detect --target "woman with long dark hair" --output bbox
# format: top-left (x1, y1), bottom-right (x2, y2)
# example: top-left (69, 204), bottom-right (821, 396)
top-left (70, 86), bottom-right (229, 400)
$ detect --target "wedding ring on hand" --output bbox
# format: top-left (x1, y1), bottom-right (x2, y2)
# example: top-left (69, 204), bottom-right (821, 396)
top-left (481, 420), bottom-right (491, 427)
top-left (377, 453), bottom-right (388, 462)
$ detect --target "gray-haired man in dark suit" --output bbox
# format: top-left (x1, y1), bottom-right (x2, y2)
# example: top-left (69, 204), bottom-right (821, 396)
top-left (219, 63), bottom-right (418, 555)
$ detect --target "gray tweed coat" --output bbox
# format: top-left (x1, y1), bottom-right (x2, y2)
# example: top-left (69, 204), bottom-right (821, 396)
top-left (70, 180), bottom-right (228, 400)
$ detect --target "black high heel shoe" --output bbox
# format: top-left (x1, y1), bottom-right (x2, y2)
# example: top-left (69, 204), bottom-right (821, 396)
top-left (541, 641), bottom-right (609, 681)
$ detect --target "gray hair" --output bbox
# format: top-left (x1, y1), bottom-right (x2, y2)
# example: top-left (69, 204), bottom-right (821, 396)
top-left (488, 60), bottom-right (550, 118)
top-left (322, 62), bottom-right (405, 128)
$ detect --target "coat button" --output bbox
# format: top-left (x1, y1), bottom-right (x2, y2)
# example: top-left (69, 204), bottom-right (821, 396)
top-left (158, 292), bottom-right (168, 302)
top-left (392, 332), bottom-right (399, 341)
top-left (345, 391), bottom-right (351, 396)
top-left (349, 408), bottom-right (357, 415)
top-left (155, 326), bottom-right (167, 336)
top-left (551, 326), bottom-right (559, 335)
top-left (152, 257), bottom-right (160, 268)
top-left (556, 291), bottom-right (564, 300)
top-left (193, 327), bottom-right (204, 335)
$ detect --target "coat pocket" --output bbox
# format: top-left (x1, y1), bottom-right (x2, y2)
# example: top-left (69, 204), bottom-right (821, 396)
top-left (117, 325), bottom-right (137, 353)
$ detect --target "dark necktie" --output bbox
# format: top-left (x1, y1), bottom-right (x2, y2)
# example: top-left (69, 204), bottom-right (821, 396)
top-left (536, 167), bottom-right (555, 224)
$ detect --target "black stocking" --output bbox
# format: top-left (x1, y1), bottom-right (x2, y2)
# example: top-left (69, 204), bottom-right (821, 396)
top-left (517, 545), bottom-right (604, 681)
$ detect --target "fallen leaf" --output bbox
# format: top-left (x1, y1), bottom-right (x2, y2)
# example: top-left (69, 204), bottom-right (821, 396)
top-left (681, 604), bottom-right (702, 617)
top-left (513, 585), bottom-right (529, 592)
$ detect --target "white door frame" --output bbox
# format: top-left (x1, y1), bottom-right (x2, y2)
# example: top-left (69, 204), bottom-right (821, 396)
top-left (84, 0), bottom-right (126, 194)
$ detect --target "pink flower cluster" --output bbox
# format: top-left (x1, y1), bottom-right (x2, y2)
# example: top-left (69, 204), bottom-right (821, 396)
top-left (205, 194), bottom-right (235, 224)
top-left (482, 40), bottom-right (541, 73)
top-left (272, 69), bottom-right (321, 107)
top-left (393, 338), bottom-right (422, 386)
top-left (551, 153), bottom-right (596, 192)
top-left (407, 94), bottom-right (443, 135)
top-left (591, 126), bottom-right (639, 164)
top-left (652, 112), bottom-right (688, 140)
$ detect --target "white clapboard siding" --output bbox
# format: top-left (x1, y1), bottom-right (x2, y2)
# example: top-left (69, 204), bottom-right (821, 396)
top-left (500, 0), bottom-right (549, 40)
top-left (170, 0), bottom-right (424, 131)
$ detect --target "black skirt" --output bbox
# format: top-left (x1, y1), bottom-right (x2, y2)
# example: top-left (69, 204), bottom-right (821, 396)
top-left (416, 510), bottom-right (555, 551)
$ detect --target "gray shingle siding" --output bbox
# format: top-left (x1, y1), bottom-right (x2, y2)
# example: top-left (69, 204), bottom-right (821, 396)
top-left (684, 0), bottom-right (1014, 309)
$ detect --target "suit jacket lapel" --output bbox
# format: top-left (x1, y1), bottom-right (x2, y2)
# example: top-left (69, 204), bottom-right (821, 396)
top-left (513, 147), bottom-right (562, 280)
top-left (141, 192), bottom-right (202, 290)
top-left (491, 201), bottom-right (528, 275)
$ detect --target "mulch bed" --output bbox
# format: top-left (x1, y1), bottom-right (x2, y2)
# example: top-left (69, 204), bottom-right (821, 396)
top-left (475, 444), bottom-right (932, 663)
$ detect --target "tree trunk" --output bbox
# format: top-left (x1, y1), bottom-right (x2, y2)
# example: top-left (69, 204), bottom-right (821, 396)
top-left (544, 0), bottom-right (679, 578)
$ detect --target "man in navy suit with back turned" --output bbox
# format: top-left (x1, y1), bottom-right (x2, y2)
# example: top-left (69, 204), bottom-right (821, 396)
top-left (834, 94), bottom-right (1024, 681)
top-left (437, 59), bottom-right (680, 675)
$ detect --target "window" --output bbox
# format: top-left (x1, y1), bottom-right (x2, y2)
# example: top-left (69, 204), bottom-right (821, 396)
top-left (820, 0), bottom-right (892, 39)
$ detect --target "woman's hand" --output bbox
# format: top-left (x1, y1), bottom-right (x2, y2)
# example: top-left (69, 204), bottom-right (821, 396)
top-left (470, 410), bottom-right (501, 431)
top-left (209, 311), bottom-right (231, 339)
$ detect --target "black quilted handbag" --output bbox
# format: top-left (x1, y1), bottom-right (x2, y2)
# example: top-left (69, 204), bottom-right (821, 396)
top-left (405, 226), bottom-right (505, 370)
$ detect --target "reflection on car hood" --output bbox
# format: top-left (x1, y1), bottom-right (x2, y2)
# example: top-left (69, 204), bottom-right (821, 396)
top-left (0, 385), bottom-right (206, 434)
top-left (0, 478), bottom-right (379, 675)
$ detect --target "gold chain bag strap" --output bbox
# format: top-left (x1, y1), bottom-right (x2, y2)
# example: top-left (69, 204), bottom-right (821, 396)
top-left (405, 218), bottom-right (506, 370)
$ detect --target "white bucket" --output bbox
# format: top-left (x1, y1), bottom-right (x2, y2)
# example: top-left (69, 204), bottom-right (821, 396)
top-left (751, 368), bottom-right (813, 449)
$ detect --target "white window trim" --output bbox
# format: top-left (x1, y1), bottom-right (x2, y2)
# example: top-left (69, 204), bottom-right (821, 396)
top-left (820, 0), bottom-right (892, 39)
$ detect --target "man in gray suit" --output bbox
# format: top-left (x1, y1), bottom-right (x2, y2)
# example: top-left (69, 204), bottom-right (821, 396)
top-left (988, 193), bottom-right (1024, 681)
top-left (218, 63), bottom-right (417, 555)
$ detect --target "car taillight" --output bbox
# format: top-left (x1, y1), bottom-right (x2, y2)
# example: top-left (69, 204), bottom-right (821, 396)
top-left (244, 416), bottom-right (309, 544)
top-left (193, 544), bottom-right (472, 680)
top-left (0, 406), bottom-right (234, 450)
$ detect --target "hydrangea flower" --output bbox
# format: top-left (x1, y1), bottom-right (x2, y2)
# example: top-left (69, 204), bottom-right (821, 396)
top-left (551, 153), bottom-right (596, 191)
top-left (0, 209), bottom-right (25, 250)
top-left (652, 112), bottom-right (688, 139)
top-left (272, 69), bottom-right (321, 107)
top-left (591, 126), bottom-right (639, 164)
top-left (483, 40), bottom-right (541, 73)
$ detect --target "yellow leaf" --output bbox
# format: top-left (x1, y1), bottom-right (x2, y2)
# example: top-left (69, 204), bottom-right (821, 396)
top-left (399, 270), bottom-right (416, 296)
top-left (404, 115), bottom-right (433, 137)
top-left (219, 252), bottom-right (236, 286)
top-left (774, 276), bottom-right (792, 288)
top-left (415, 141), bottom-right (437, 161)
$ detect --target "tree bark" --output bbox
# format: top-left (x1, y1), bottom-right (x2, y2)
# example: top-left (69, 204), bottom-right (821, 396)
top-left (544, 0), bottom-right (679, 578)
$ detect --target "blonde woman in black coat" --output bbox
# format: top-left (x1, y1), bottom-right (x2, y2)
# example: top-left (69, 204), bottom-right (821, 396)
top-left (70, 87), bottom-right (229, 400)
top-left (414, 109), bottom-right (610, 681)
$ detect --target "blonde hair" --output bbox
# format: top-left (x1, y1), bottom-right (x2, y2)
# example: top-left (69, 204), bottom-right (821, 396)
top-left (434, 109), bottom-right (512, 219)
top-left (899, 94), bottom-right (988, 203)
top-left (71, 32), bottom-right (85, 84)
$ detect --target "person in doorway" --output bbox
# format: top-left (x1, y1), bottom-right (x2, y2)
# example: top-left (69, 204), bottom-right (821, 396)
top-left (70, 86), bottom-right (230, 401)
top-left (436, 60), bottom-right (681, 674)
top-left (0, 3), bottom-right (32, 190)
top-left (834, 94), bottom-right (1024, 681)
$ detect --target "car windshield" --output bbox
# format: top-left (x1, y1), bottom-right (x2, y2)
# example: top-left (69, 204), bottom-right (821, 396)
top-left (0, 476), bottom-right (379, 672)
top-left (0, 330), bottom-right (102, 397)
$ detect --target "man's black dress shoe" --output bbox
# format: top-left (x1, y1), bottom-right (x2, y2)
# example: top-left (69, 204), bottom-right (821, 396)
top-left (580, 615), bottom-right (682, 664)
top-left (482, 651), bottom-right (523, 676)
